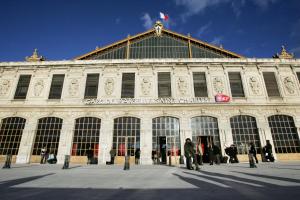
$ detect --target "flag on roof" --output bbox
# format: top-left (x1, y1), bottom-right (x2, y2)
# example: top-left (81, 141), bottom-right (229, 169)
top-left (160, 12), bottom-right (169, 21)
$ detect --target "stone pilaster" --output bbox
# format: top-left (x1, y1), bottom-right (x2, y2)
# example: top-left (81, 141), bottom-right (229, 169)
top-left (16, 117), bottom-right (37, 164)
top-left (140, 117), bottom-right (152, 164)
top-left (57, 117), bottom-right (75, 164)
top-left (98, 114), bottom-right (114, 164)
top-left (218, 116), bottom-right (233, 156)
top-left (180, 114), bottom-right (191, 156)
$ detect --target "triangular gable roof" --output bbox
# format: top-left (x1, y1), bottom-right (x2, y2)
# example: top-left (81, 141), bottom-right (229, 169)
top-left (75, 24), bottom-right (244, 60)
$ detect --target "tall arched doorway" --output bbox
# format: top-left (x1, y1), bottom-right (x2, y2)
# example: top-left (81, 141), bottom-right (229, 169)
top-left (0, 117), bottom-right (26, 163)
top-left (268, 115), bottom-right (300, 153)
top-left (230, 115), bottom-right (261, 155)
top-left (31, 117), bottom-right (63, 163)
top-left (191, 116), bottom-right (220, 163)
top-left (152, 116), bottom-right (180, 165)
top-left (112, 117), bottom-right (140, 164)
top-left (71, 117), bottom-right (101, 164)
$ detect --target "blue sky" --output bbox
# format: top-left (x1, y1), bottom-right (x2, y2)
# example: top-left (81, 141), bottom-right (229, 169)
top-left (0, 0), bottom-right (299, 61)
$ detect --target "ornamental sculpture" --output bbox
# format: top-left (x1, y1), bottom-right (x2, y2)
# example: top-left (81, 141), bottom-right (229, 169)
top-left (34, 80), bottom-right (44, 96)
top-left (141, 77), bottom-right (151, 95)
top-left (105, 78), bottom-right (114, 95)
top-left (0, 79), bottom-right (11, 96)
top-left (154, 21), bottom-right (163, 37)
top-left (283, 76), bottom-right (296, 94)
top-left (213, 77), bottom-right (224, 94)
top-left (177, 77), bottom-right (187, 95)
top-left (25, 49), bottom-right (45, 62)
top-left (69, 79), bottom-right (79, 97)
top-left (249, 76), bottom-right (261, 95)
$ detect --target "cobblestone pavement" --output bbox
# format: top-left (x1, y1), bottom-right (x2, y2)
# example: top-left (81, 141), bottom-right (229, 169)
top-left (1, 162), bottom-right (300, 200)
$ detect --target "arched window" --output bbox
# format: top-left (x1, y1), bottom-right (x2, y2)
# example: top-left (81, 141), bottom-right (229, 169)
top-left (0, 117), bottom-right (26, 155)
top-left (32, 117), bottom-right (63, 155)
top-left (72, 117), bottom-right (101, 156)
top-left (191, 116), bottom-right (220, 149)
top-left (268, 115), bottom-right (300, 153)
top-left (113, 117), bottom-right (140, 156)
top-left (230, 115), bottom-right (261, 154)
top-left (152, 116), bottom-right (180, 161)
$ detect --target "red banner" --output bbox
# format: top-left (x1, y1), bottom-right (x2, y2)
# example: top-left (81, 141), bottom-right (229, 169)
top-left (215, 94), bottom-right (230, 102)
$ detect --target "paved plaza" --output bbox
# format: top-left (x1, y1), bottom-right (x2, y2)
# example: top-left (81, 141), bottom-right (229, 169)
top-left (1, 162), bottom-right (300, 200)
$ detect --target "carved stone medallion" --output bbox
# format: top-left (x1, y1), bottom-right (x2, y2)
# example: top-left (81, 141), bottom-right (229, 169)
top-left (0, 79), bottom-right (11, 96)
top-left (34, 80), bottom-right (44, 96)
top-left (141, 77), bottom-right (151, 95)
top-left (177, 77), bottom-right (187, 95)
top-left (104, 78), bottom-right (114, 95)
top-left (213, 77), bottom-right (224, 94)
top-left (69, 79), bottom-right (79, 97)
top-left (283, 76), bottom-right (296, 94)
top-left (249, 76), bottom-right (261, 95)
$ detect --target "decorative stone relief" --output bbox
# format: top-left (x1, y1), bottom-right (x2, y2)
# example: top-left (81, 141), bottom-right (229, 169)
top-left (0, 79), bottom-right (11, 96)
top-left (249, 76), bottom-right (261, 95)
top-left (104, 78), bottom-right (114, 95)
top-left (213, 77), bottom-right (224, 94)
top-left (69, 79), bottom-right (79, 97)
top-left (33, 80), bottom-right (44, 96)
top-left (141, 77), bottom-right (151, 95)
top-left (283, 76), bottom-right (296, 94)
top-left (177, 77), bottom-right (187, 95)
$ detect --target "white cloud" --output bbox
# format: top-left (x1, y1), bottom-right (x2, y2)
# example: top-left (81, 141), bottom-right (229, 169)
top-left (210, 36), bottom-right (223, 46)
top-left (197, 21), bottom-right (212, 37)
top-left (141, 13), bottom-right (153, 30)
top-left (175, 0), bottom-right (278, 20)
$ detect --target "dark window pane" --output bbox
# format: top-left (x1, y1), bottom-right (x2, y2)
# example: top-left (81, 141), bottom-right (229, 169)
top-left (49, 74), bottom-right (65, 99)
top-left (121, 73), bottom-right (135, 98)
top-left (84, 74), bottom-right (99, 98)
top-left (14, 75), bottom-right (31, 99)
top-left (193, 72), bottom-right (208, 97)
top-left (158, 72), bottom-right (171, 98)
top-left (229, 72), bottom-right (245, 97)
top-left (263, 72), bottom-right (280, 97)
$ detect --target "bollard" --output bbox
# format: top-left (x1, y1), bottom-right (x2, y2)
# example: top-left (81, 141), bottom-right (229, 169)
top-left (2, 154), bottom-right (12, 169)
top-left (168, 156), bottom-right (172, 166)
top-left (124, 156), bottom-right (130, 170)
top-left (62, 155), bottom-right (70, 169)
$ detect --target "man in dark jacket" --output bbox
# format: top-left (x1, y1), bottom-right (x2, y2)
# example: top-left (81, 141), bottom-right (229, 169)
top-left (213, 144), bottom-right (221, 165)
top-left (265, 140), bottom-right (274, 162)
top-left (184, 138), bottom-right (195, 170)
top-left (249, 142), bottom-right (258, 163)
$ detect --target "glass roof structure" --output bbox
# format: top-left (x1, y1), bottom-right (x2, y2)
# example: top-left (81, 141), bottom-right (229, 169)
top-left (76, 21), bottom-right (243, 60)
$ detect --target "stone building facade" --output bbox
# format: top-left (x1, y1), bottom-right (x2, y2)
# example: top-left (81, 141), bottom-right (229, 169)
top-left (0, 22), bottom-right (300, 165)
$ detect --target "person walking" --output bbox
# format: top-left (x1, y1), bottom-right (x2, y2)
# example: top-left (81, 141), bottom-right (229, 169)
top-left (208, 143), bottom-right (214, 165)
top-left (249, 142), bottom-right (258, 164)
top-left (40, 146), bottom-right (47, 164)
top-left (110, 148), bottom-right (116, 164)
top-left (213, 144), bottom-right (221, 165)
top-left (232, 144), bottom-right (239, 163)
top-left (248, 143), bottom-right (257, 168)
top-left (265, 140), bottom-right (275, 162)
top-left (184, 138), bottom-right (194, 170)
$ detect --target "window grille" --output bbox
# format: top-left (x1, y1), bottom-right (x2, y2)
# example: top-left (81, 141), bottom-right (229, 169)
top-left (32, 117), bottom-right (63, 155)
top-left (158, 72), bottom-right (171, 98)
top-left (84, 74), bottom-right (99, 98)
top-left (263, 72), bottom-right (281, 97)
top-left (230, 115), bottom-right (261, 154)
top-left (72, 117), bottom-right (101, 156)
top-left (121, 73), bottom-right (135, 98)
top-left (0, 117), bottom-right (26, 155)
top-left (49, 74), bottom-right (65, 99)
top-left (193, 72), bottom-right (208, 97)
top-left (14, 75), bottom-right (31, 99)
top-left (113, 117), bottom-right (140, 156)
top-left (229, 72), bottom-right (245, 97)
top-left (268, 115), bottom-right (300, 153)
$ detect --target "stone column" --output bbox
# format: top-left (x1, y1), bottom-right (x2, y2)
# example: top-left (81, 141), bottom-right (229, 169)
top-left (16, 116), bottom-right (38, 164)
top-left (218, 116), bottom-right (233, 156)
top-left (140, 117), bottom-right (152, 165)
top-left (57, 117), bottom-right (75, 164)
top-left (98, 114), bottom-right (114, 165)
top-left (180, 114), bottom-right (191, 156)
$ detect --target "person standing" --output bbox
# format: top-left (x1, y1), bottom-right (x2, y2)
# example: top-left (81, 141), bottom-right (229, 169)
top-left (249, 142), bottom-right (258, 164)
top-left (213, 144), bottom-right (221, 165)
top-left (110, 148), bottom-right (116, 164)
top-left (248, 143), bottom-right (257, 168)
top-left (86, 147), bottom-right (93, 165)
top-left (40, 146), bottom-right (47, 164)
top-left (184, 138), bottom-right (194, 170)
top-left (208, 143), bottom-right (214, 165)
top-left (232, 144), bottom-right (239, 163)
top-left (265, 140), bottom-right (274, 162)
top-left (135, 148), bottom-right (141, 165)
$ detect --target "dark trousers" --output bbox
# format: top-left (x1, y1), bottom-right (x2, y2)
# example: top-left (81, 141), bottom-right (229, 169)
top-left (186, 157), bottom-right (192, 169)
top-left (253, 154), bottom-right (258, 163)
top-left (110, 156), bottom-right (115, 164)
top-left (40, 154), bottom-right (47, 164)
